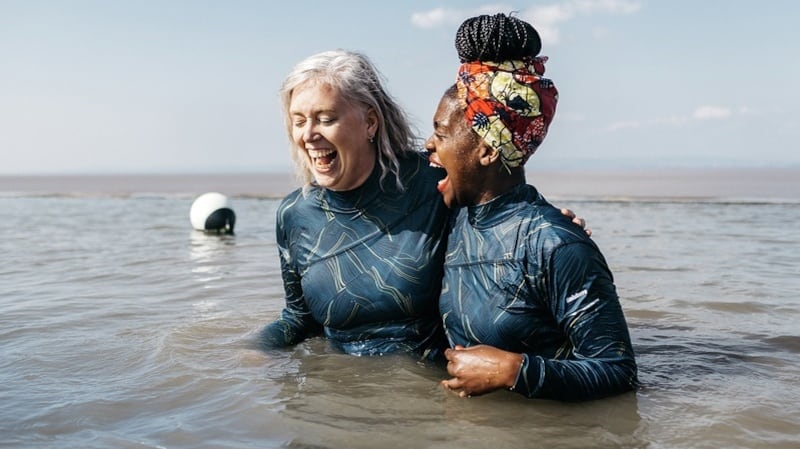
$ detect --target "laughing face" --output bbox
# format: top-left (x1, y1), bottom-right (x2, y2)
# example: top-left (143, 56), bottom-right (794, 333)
top-left (289, 81), bottom-right (378, 191)
top-left (425, 90), bottom-right (484, 208)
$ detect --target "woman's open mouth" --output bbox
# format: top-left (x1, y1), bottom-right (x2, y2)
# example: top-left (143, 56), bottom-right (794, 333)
top-left (309, 148), bottom-right (338, 171)
top-left (429, 158), bottom-right (450, 194)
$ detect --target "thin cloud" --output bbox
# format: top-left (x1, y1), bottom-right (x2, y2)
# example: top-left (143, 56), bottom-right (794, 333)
top-left (605, 115), bottom-right (688, 132)
top-left (605, 120), bottom-right (643, 131)
top-left (410, 4), bottom-right (516, 28)
top-left (522, 0), bottom-right (641, 44)
top-left (693, 105), bottom-right (732, 120)
top-left (410, 7), bottom-right (455, 29)
top-left (606, 105), bottom-right (741, 132)
top-left (411, 0), bottom-right (642, 45)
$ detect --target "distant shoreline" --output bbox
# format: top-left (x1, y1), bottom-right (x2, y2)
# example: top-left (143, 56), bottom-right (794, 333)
top-left (2, 167), bottom-right (799, 202)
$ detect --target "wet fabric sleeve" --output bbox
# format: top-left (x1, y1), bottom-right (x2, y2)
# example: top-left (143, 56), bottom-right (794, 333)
top-left (258, 223), bottom-right (323, 348)
top-left (512, 241), bottom-right (638, 400)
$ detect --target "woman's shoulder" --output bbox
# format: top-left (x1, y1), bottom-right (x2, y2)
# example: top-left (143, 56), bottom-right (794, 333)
top-left (277, 186), bottom-right (319, 216)
top-left (520, 188), bottom-right (592, 246)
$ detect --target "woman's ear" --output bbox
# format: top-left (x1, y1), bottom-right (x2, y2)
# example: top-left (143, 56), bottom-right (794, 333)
top-left (366, 107), bottom-right (379, 138)
top-left (478, 142), bottom-right (501, 167)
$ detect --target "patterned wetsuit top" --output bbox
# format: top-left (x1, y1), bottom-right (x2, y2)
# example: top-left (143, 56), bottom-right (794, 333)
top-left (260, 152), bottom-right (449, 358)
top-left (440, 184), bottom-right (638, 400)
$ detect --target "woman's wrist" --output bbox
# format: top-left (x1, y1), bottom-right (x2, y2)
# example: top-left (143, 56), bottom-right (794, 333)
top-left (504, 352), bottom-right (525, 389)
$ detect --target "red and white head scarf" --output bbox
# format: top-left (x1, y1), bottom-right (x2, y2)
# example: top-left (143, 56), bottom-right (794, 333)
top-left (456, 56), bottom-right (558, 170)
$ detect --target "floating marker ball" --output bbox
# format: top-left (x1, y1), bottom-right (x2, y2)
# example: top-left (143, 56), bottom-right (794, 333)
top-left (190, 192), bottom-right (236, 234)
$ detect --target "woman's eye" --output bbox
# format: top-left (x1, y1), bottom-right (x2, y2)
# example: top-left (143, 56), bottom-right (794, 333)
top-left (319, 116), bottom-right (335, 124)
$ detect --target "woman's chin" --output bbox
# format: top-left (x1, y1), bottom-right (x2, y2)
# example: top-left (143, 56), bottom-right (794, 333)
top-left (437, 176), bottom-right (457, 208)
top-left (311, 171), bottom-right (335, 188)
top-left (309, 162), bottom-right (338, 188)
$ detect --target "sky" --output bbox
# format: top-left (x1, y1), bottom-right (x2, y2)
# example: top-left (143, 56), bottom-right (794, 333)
top-left (2, 0), bottom-right (799, 175)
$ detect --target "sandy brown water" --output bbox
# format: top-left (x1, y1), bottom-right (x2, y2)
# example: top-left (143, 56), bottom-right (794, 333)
top-left (1, 168), bottom-right (799, 448)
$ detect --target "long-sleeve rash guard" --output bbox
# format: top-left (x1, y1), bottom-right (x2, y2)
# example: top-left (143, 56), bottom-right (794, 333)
top-left (439, 184), bottom-right (638, 400)
top-left (260, 152), bottom-right (449, 359)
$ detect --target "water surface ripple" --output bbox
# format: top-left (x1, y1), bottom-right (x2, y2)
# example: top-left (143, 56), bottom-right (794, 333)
top-left (1, 196), bottom-right (798, 449)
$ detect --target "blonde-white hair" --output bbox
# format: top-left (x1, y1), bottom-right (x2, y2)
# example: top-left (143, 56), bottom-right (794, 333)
top-left (279, 49), bottom-right (419, 191)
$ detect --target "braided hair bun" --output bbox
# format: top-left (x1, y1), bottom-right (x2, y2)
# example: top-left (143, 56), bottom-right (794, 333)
top-left (455, 13), bottom-right (541, 62)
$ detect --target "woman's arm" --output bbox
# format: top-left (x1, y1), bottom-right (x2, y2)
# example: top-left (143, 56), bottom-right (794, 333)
top-left (258, 231), bottom-right (322, 349)
top-left (441, 242), bottom-right (637, 400)
top-left (514, 241), bottom-right (638, 400)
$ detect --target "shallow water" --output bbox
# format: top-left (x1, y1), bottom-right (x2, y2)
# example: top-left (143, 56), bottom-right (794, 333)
top-left (1, 194), bottom-right (798, 448)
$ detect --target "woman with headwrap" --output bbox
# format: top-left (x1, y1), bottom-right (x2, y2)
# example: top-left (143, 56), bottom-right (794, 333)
top-left (427, 13), bottom-right (638, 400)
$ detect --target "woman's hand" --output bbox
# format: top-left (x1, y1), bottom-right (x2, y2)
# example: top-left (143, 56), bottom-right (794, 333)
top-left (560, 208), bottom-right (592, 237)
top-left (441, 345), bottom-right (524, 397)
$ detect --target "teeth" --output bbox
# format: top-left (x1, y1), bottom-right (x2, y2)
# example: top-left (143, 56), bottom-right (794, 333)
top-left (429, 161), bottom-right (444, 169)
top-left (308, 148), bottom-right (335, 158)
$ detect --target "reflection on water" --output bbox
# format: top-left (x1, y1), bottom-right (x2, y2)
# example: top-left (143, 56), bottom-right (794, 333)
top-left (1, 196), bottom-right (799, 449)
top-left (189, 231), bottom-right (237, 281)
top-left (273, 339), bottom-right (646, 449)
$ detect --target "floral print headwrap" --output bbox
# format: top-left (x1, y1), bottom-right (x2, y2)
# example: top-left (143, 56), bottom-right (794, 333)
top-left (456, 56), bottom-right (558, 170)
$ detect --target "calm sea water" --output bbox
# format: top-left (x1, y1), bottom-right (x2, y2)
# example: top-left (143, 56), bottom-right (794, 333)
top-left (1, 184), bottom-right (799, 448)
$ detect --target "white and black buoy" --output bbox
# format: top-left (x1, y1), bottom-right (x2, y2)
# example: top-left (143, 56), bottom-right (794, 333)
top-left (190, 192), bottom-right (236, 235)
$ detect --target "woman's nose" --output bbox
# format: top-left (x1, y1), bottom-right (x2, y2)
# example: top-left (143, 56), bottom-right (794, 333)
top-left (302, 122), bottom-right (317, 141)
top-left (424, 136), bottom-right (435, 151)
